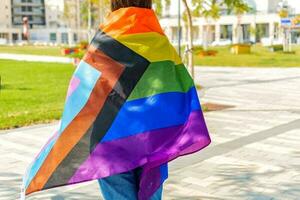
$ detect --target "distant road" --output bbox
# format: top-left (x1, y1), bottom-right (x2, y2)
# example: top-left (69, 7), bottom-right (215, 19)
top-left (0, 53), bottom-right (72, 64)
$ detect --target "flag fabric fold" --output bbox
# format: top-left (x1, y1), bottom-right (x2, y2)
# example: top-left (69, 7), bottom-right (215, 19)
top-left (23, 7), bottom-right (211, 200)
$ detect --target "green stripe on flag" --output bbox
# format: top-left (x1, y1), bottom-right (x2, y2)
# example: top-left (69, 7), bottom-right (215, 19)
top-left (128, 61), bottom-right (194, 101)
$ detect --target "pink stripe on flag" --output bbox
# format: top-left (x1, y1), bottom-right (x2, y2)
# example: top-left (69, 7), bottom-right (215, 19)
top-left (66, 76), bottom-right (81, 99)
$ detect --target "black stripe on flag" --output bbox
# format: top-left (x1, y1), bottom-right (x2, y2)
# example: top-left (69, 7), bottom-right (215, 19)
top-left (43, 30), bottom-right (150, 189)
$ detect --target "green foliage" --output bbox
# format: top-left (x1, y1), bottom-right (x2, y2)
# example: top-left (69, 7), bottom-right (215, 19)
top-left (201, 0), bottom-right (221, 20)
top-left (80, 0), bottom-right (103, 28)
top-left (69, 50), bottom-right (86, 59)
top-left (153, 0), bottom-right (170, 17)
top-left (222, 0), bottom-right (252, 15)
top-left (153, 0), bottom-right (163, 16)
top-left (268, 45), bottom-right (284, 52)
top-left (180, 0), bottom-right (221, 20)
top-left (193, 45), bottom-right (204, 54)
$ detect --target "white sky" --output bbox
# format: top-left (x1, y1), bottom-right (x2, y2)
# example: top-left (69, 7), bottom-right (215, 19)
top-left (288, 0), bottom-right (300, 13)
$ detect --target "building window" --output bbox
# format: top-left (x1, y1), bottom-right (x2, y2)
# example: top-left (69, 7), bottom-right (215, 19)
top-left (21, 6), bottom-right (33, 12)
top-left (12, 33), bottom-right (19, 41)
top-left (73, 33), bottom-right (78, 42)
top-left (220, 25), bottom-right (233, 40)
top-left (241, 24), bottom-right (251, 42)
top-left (50, 33), bottom-right (56, 42)
top-left (256, 23), bottom-right (269, 42)
top-left (61, 33), bottom-right (68, 44)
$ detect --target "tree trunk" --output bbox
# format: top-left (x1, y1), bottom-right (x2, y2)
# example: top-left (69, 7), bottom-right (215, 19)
top-left (182, 0), bottom-right (194, 79)
top-left (237, 14), bottom-right (242, 44)
top-left (204, 21), bottom-right (210, 51)
top-left (76, 0), bottom-right (81, 30)
top-left (99, 0), bottom-right (104, 24)
top-left (88, 0), bottom-right (92, 42)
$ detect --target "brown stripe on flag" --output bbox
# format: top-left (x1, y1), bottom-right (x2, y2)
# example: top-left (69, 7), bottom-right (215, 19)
top-left (25, 48), bottom-right (124, 195)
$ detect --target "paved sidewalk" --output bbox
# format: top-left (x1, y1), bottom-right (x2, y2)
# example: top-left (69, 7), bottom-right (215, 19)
top-left (0, 53), bottom-right (72, 63)
top-left (0, 67), bottom-right (299, 200)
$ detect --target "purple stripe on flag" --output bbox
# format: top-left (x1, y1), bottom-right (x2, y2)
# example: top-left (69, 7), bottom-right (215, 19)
top-left (139, 165), bottom-right (162, 200)
top-left (68, 109), bottom-right (210, 185)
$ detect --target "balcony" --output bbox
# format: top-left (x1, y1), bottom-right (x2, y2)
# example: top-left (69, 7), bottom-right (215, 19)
top-left (12, 0), bottom-right (44, 7)
top-left (12, 9), bottom-right (45, 16)
top-left (12, 17), bottom-right (45, 25)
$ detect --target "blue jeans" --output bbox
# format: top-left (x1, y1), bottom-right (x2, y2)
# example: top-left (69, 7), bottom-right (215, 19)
top-left (98, 168), bottom-right (163, 200)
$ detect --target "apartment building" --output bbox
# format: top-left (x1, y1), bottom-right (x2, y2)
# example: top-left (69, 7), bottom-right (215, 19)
top-left (11, 0), bottom-right (46, 27)
top-left (161, 0), bottom-right (300, 46)
top-left (0, 0), bottom-right (87, 45)
top-left (1, 0), bottom-right (298, 45)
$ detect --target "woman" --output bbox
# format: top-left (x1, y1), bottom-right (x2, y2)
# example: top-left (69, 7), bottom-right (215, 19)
top-left (22, 1), bottom-right (211, 200)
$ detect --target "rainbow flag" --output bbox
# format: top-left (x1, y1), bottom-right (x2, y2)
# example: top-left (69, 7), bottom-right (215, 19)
top-left (22, 7), bottom-right (211, 200)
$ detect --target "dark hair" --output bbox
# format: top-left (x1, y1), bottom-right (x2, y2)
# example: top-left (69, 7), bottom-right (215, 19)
top-left (111, 0), bottom-right (152, 11)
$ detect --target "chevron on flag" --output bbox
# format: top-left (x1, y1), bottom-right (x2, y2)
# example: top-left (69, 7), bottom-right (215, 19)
top-left (22, 7), bottom-right (211, 200)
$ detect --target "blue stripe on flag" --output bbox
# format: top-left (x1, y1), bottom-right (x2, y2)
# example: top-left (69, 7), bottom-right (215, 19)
top-left (160, 163), bottom-right (168, 184)
top-left (24, 61), bottom-right (101, 188)
top-left (101, 87), bottom-right (200, 143)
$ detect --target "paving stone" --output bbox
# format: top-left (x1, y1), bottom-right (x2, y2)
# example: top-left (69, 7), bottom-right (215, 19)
top-left (1, 67), bottom-right (299, 199)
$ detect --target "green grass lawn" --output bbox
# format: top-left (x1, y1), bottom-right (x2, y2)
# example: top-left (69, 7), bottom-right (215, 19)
top-left (194, 45), bottom-right (300, 67)
top-left (0, 60), bottom-right (74, 130)
top-left (1, 44), bottom-right (300, 67)
top-left (0, 45), bottom-right (62, 57)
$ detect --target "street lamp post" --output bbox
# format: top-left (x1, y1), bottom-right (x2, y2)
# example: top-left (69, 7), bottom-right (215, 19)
top-left (178, 0), bottom-right (181, 58)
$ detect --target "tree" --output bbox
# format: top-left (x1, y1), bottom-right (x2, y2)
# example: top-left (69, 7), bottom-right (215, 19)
top-left (181, 0), bottom-right (220, 78)
top-left (149, 0), bottom-right (221, 78)
top-left (169, 0), bottom-right (249, 78)
top-left (223, 0), bottom-right (250, 44)
top-left (71, 0), bottom-right (110, 41)
top-left (63, 1), bottom-right (80, 29)
top-left (200, 0), bottom-right (220, 50)
top-left (183, 0), bottom-right (196, 78)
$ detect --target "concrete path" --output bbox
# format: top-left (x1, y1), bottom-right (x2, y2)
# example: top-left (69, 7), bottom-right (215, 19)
top-left (0, 53), bottom-right (72, 63)
top-left (0, 67), bottom-right (299, 200)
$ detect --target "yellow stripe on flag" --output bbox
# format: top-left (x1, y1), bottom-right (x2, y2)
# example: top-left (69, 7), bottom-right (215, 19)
top-left (114, 32), bottom-right (182, 65)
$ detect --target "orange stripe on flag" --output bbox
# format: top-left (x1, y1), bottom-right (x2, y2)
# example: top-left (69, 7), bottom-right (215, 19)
top-left (100, 7), bottom-right (164, 37)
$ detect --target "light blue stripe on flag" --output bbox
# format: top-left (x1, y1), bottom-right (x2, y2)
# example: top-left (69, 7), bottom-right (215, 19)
top-left (59, 61), bottom-right (101, 132)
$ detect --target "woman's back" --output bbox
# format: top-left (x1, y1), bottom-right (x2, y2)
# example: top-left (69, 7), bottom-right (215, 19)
top-left (23, 3), bottom-right (211, 200)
